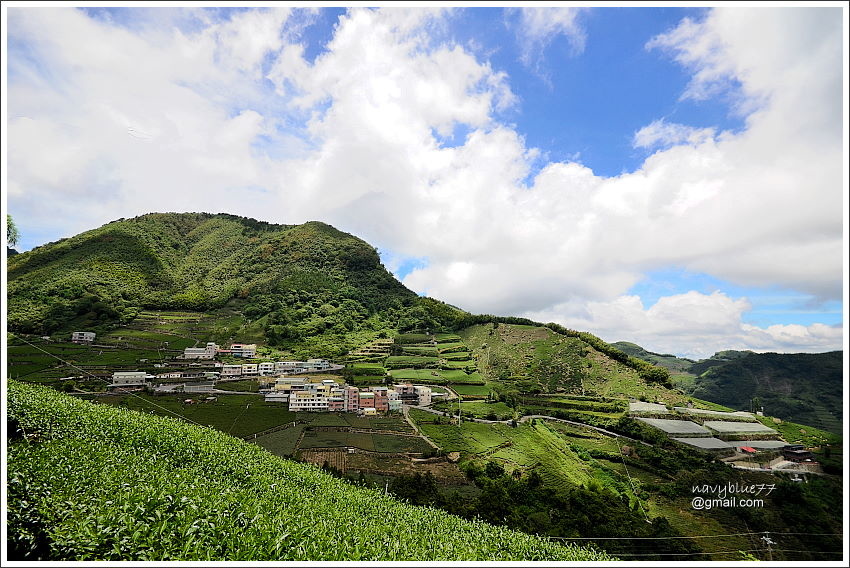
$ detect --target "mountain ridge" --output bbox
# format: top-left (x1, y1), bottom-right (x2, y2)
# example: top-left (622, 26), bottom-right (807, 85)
top-left (613, 341), bottom-right (843, 433)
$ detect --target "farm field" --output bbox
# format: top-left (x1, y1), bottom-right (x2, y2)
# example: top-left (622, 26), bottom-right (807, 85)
top-left (435, 400), bottom-right (513, 420)
top-left (458, 324), bottom-right (689, 405)
top-left (7, 338), bottom-right (166, 383)
top-left (388, 368), bottom-right (485, 385)
top-left (298, 431), bottom-right (432, 453)
top-left (216, 379), bottom-right (261, 392)
top-left (411, 410), bottom-right (611, 491)
top-left (89, 393), bottom-right (297, 438)
top-left (252, 425), bottom-right (305, 456)
top-left (385, 355), bottom-right (439, 368)
top-left (9, 380), bottom-right (610, 561)
top-left (449, 384), bottom-right (492, 397)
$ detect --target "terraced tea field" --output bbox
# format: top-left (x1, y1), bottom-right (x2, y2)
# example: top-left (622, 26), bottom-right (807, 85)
top-left (9, 380), bottom-right (611, 561)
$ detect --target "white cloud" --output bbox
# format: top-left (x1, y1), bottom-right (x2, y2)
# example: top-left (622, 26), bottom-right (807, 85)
top-left (512, 7), bottom-right (586, 68)
top-left (5, 7), bottom-right (844, 357)
top-left (524, 292), bottom-right (843, 360)
top-left (633, 119), bottom-right (717, 150)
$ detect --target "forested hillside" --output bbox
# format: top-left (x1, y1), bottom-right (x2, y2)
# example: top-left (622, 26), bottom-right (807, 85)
top-left (689, 351), bottom-right (843, 434)
top-left (6, 213), bottom-right (475, 357)
top-left (617, 342), bottom-right (843, 434)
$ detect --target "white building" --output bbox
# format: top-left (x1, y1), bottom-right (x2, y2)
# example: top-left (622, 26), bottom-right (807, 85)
top-left (289, 389), bottom-right (330, 412)
top-left (110, 371), bottom-right (148, 387)
top-left (230, 343), bottom-right (257, 358)
top-left (241, 364), bottom-right (258, 376)
top-left (258, 362), bottom-right (276, 376)
top-left (413, 386), bottom-right (432, 406)
top-left (304, 359), bottom-right (331, 371)
top-left (71, 331), bottom-right (96, 344)
top-left (221, 365), bottom-right (243, 377)
top-left (182, 342), bottom-right (218, 360)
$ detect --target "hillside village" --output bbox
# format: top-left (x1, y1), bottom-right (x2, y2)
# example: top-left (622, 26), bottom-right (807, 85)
top-left (78, 328), bottom-right (824, 476)
top-left (100, 336), bottom-right (435, 415)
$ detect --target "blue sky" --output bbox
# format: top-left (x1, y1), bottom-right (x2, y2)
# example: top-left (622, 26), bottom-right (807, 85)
top-left (4, 5), bottom-right (845, 358)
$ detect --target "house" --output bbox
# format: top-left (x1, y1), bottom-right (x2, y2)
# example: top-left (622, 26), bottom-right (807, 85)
top-left (184, 381), bottom-right (216, 393)
top-left (265, 392), bottom-right (291, 403)
top-left (221, 365), bottom-right (243, 377)
top-left (71, 331), bottom-right (96, 344)
top-left (110, 371), bottom-right (148, 387)
top-left (258, 362), bottom-right (276, 376)
top-left (289, 388), bottom-right (330, 412)
top-left (304, 358), bottom-right (331, 371)
top-left (182, 342), bottom-right (218, 360)
top-left (782, 448), bottom-right (816, 462)
top-left (413, 386), bottom-right (432, 406)
top-left (229, 343), bottom-right (257, 358)
top-left (241, 364), bottom-right (258, 376)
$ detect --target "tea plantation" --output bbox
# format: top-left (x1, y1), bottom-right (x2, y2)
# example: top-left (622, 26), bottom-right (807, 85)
top-left (7, 380), bottom-right (612, 561)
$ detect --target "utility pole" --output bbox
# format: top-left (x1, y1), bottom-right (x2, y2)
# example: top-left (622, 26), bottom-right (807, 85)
top-left (761, 533), bottom-right (775, 561)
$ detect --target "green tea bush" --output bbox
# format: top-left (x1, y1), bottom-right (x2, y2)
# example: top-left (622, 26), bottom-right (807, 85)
top-left (7, 381), bottom-right (611, 561)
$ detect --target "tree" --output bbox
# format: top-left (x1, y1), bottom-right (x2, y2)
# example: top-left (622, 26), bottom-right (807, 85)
top-left (7, 214), bottom-right (20, 247)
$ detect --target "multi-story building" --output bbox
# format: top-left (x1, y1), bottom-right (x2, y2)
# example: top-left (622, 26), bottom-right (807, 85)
top-left (328, 388), bottom-right (346, 412)
top-left (221, 365), bottom-right (243, 377)
top-left (289, 388), bottom-right (330, 412)
top-left (304, 359), bottom-right (331, 371)
top-left (241, 364), bottom-right (258, 376)
top-left (394, 383), bottom-right (418, 405)
top-left (258, 362), bottom-right (276, 376)
top-left (371, 387), bottom-right (389, 412)
top-left (182, 342), bottom-right (218, 360)
top-left (414, 386), bottom-right (432, 406)
top-left (358, 391), bottom-right (375, 413)
top-left (344, 385), bottom-right (360, 411)
top-left (229, 343), bottom-right (257, 358)
top-left (71, 331), bottom-right (96, 344)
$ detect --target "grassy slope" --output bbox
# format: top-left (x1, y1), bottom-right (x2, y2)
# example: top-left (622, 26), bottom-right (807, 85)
top-left (460, 324), bottom-right (689, 405)
top-left (7, 381), bottom-right (611, 561)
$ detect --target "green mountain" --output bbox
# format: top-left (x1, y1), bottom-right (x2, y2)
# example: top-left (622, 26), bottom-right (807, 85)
top-left (690, 351), bottom-right (843, 434)
top-left (615, 342), bottom-right (843, 434)
top-left (7, 213), bottom-right (472, 357)
top-left (611, 341), bottom-right (697, 375)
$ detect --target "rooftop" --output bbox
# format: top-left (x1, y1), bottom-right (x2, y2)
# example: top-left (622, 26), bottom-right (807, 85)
top-left (671, 437), bottom-right (732, 450)
top-left (629, 401), bottom-right (669, 414)
top-left (703, 421), bottom-right (778, 434)
top-left (636, 418), bottom-right (712, 436)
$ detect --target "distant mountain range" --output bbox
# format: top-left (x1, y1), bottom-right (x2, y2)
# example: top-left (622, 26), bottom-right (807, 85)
top-left (614, 342), bottom-right (843, 434)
